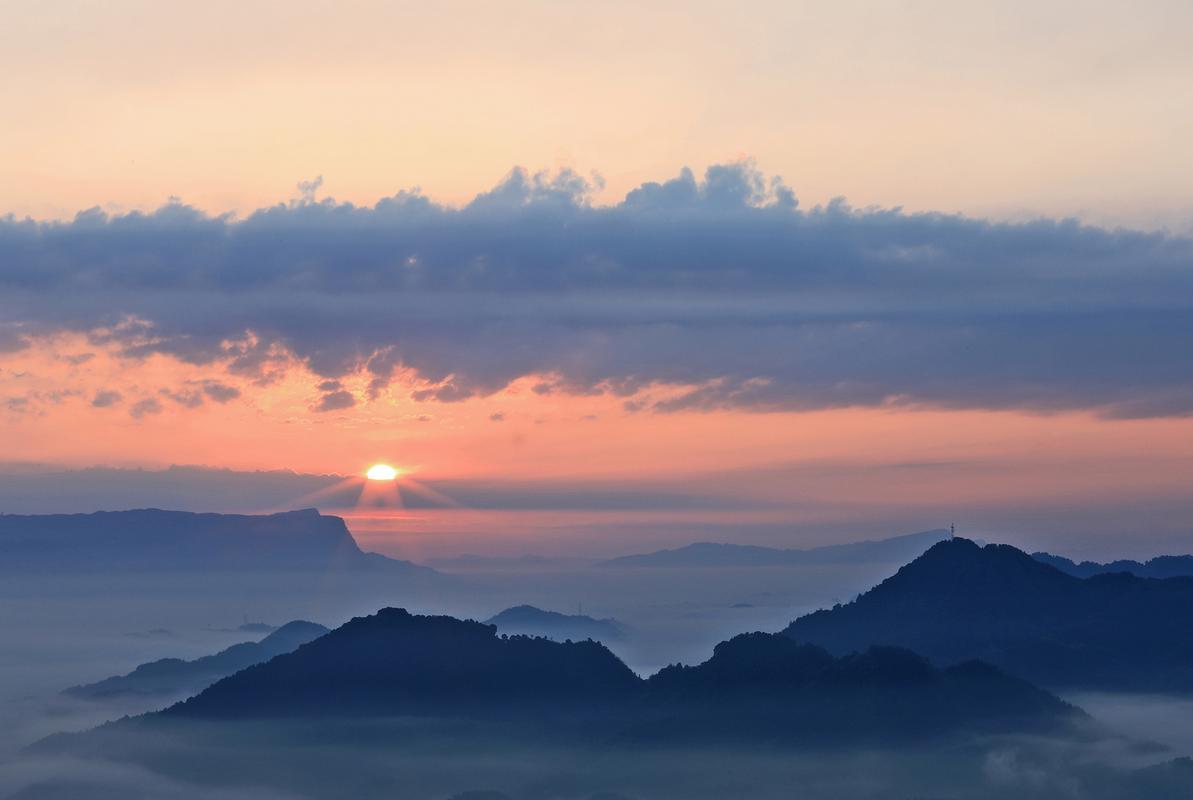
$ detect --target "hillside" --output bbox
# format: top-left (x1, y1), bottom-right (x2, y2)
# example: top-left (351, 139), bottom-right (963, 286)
top-left (600, 529), bottom-right (950, 568)
top-left (168, 608), bottom-right (639, 719)
top-left (65, 620), bottom-right (329, 700)
top-left (783, 538), bottom-right (1193, 691)
top-left (1033, 550), bottom-right (1193, 579)
top-left (159, 607), bottom-right (1078, 744)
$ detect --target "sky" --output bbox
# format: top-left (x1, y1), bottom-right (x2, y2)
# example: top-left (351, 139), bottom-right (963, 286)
top-left (2, 0), bottom-right (1192, 557)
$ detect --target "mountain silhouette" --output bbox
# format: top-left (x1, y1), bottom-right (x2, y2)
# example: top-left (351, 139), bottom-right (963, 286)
top-left (168, 608), bottom-right (640, 719)
top-left (1033, 550), bottom-right (1193, 579)
top-left (159, 607), bottom-right (1078, 744)
top-left (600, 529), bottom-right (950, 568)
top-left (65, 620), bottom-right (329, 700)
top-left (640, 632), bottom-right (1077, 744)
top-left (783, 538), bottom-right (1193, 691)
top-left (0, 508), bottom-right (438, 576)
top-left (485, 605), bottom-right (626, 641)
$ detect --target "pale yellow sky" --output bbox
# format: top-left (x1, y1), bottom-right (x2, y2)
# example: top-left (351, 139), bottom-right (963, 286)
top-left (3, 0), bottom-right (1191, 228)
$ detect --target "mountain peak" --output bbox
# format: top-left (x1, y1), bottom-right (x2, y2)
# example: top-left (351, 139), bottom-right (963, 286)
top-left (878, 537), bottom-right (1073, 596)
top-left (783, 537), bottom-right (1193, 691)
top-left (149, 608), bottom-right (1078, 745)
top-left (169, 608), bottom-right (640, 719)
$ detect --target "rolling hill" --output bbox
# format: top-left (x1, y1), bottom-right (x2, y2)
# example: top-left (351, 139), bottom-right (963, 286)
top-left (156, 607), bottom-right (1079, 744)
top-left (783, 538), bottom-right (1193, 691)
top-left (65, 620), bottom-right (329, 700)
top-left (1032, 550), bottom-right (1193, 579)
top-left (600, 529), bottom-right (951, 568)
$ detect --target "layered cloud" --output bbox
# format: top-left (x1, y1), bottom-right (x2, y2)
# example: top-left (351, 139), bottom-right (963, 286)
top-left (2, 162), bottom-right (1191, 417)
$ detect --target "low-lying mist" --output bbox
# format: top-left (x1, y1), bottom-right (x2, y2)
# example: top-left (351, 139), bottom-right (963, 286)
top-left (6, 717), bottom-right (1189, 800)
top-left (4, 553), bottom-right (1193, 800)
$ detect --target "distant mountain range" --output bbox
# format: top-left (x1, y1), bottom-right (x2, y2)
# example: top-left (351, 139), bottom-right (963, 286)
top-left (599, 529), bottom-right (951, 568)
top-left (485, 605), bottom-right (626, 641)
top-left (65, 620), bottom-right (329, 701)
top-left (1033, 550), bottom-right (1193, 579)
top-left (156, 607), bottom-right (1077, 744)
top-left (0, 508), bottom-right (439, 576)
top-left (784, 538), bottom-right (1193, 691)
top-left (424, 554), bottom-right (597, 570)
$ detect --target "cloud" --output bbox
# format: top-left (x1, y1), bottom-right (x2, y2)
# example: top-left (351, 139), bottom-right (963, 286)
top-left (160, 387), bottom-right (204, 408)
top-left (60, 352), bottom-right (95, 365)
top-left (156, 380), bottom-right (242, 409)
top-left (91, 389), bottom-right (123, 408)
top-left (489, 412), bottom-right (505, 422)
top-left (201, 381), bottom-right (240, 403)
top-left (313, 389), bottom-right (355, 413)
top-left (129, 397), bottom-right (163, 418)
top-left (2, 162), bottom-right (1192, 417)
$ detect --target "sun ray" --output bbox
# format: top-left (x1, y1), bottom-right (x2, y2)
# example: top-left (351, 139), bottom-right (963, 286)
top-left (393, 477), bottom-right (465, 509)
top-left (267, 475), bottom-right (365, 513)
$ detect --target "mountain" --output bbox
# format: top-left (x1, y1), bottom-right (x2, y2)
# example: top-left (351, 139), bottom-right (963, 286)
top-left (1033, 550), bottom-right (1193, 579)
top-left (168, 608), bottom-right (640, 719)
top-left (783, 538), bottom-right (1193, 691)
top-left (600, 529), bottom-right (951, 568)
top-left (485, 605), bottom-right (626, 641)
top-left (158, 607), bottom-right (1077, 744)
top-left (64, 620), bottom-right (329, 700)
top-left (424, 554), bottom-right (597, 570)
top-left (0, 508), bottom-right (438, 575)
top-left (640, 632), bottom-right (1078, 744)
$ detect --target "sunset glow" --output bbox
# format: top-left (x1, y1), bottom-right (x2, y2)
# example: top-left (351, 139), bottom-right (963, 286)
top-left (6, 4), bottom-right (1193, 796)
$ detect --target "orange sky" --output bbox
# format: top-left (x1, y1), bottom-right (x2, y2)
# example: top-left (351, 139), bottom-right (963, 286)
top-left (4, 333), bottom-right (1191, 527)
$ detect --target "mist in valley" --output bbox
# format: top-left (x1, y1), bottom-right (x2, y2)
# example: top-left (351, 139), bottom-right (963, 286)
top-left (3, 550), bottom-right (1193, 800)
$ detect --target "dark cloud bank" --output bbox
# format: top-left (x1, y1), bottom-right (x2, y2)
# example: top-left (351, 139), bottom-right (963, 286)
top-left (2, 163), bottom-right (1191, 416)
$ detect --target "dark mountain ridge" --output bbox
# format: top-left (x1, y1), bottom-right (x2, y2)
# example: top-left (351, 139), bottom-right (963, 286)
top-left (600, 529), bottom-right (950, 568)
top-left (641, 631), bottom-right (1076, 744)
top-left (156, 607), bottom-right (1079, 745)
top-left (784, 537), bottom-right (1193, 691)
top-left (0, 508), bottom-right (437, 575)
top-left (170, 608), bottom-right (639, 719)
top-left (65, 620), bottom-right (330, 700)
top-left (1033, 550), bottom-right (1193, 579)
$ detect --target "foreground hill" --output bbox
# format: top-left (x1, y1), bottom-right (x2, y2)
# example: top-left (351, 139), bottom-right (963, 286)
top-left (784, 538), bottom-right (1193, 691)
top-left (169, 608), bottom-right (638, 719)
top-left (485, 605), bottom-right (626, 642)
top-left (65, 620), bottom-right (329, 700)
top-left (1033, 550), bottom-right (1193, 579)
top-left (641, 632), bottom-right (1077, 744)
top-left (0, 508), bottom-right (438, 575)
top-left (160, 607), bottom-right (1078, 744)
top-left (600, 529), bottom-right (950, 568)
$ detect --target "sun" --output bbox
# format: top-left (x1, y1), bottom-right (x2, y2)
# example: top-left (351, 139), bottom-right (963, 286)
top-left (366, 464), bottom-right (399, 481)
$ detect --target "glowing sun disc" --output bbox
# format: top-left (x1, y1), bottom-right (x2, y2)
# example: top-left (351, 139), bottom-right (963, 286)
top-left (366, 464), bottom-right (399, 481)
